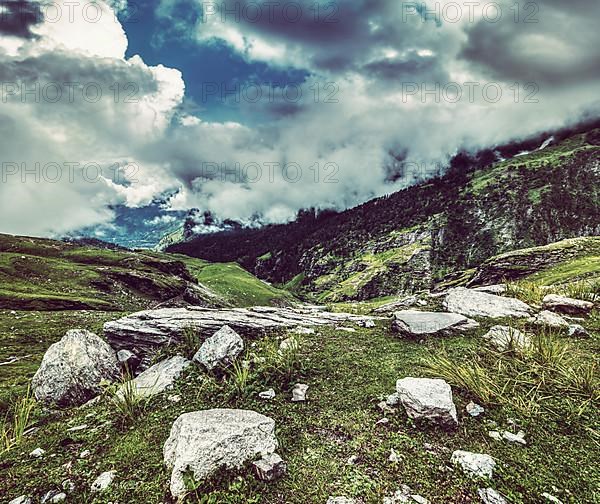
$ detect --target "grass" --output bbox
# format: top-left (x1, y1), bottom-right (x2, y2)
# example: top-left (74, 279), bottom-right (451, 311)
top-left (108, 374), bottom-right (150, 427)
top-left (2, 317), bottom-right (599, 503)
top-left (1, 385), bottom-right (35, 453)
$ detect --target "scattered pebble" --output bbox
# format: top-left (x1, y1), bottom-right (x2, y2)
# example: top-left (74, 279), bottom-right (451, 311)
top-left (30, 447), bottom-right (45, 458)
top-left (167, 394), bottom-right (181, 403)
top-left (91, 470), bottom-right (117, 493)
top-left (451, 450), bottom-right (495, 479)
top-left (488, 431), bottom-right (502, 441)
top-left (542, 492), bottom-right (564, 504)
top-left (376, 417), bottom-right (390, 426)
top-left (388, 448), bottom-right (400, 463)
top-left (346, 455), bottom-right (358, 465)
top-left (79, 449), bottom-right (91, 458)
top-left (466, 401), bottom-right (485, 417)
top-left (66, 424), bottom-right (88, 432)
top-left (62, 479), bottom-right (75, 492)
top-left (502, 430), bottom-right (526, 445)
top-left (478, 487), bottom-right (508, 504)
top-left (259, 388), bottom-right (276, 400)
top-left (291, 383), bottom-right (308, 402)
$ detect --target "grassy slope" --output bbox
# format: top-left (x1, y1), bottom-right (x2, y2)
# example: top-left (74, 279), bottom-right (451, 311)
top-left (1, 315), bottom-right (599, 503)
top-left (0, 234), bottom-right (293, 311)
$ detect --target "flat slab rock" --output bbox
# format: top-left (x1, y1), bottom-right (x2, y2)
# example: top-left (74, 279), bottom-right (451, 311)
top-left (542, 294), bottom-right (594, 315)
top-left (120, 356), bottom-right (191, 398)
top-left (163, 409), bottom-right (278, 497)
top-left (393, 310), bottom-right (479, 337)
top-left (444, 287), bottom-right (533, 319)
top-left (396, 377), bottom-right (458, 428)
top-left (104, 306), bottom-right (377, 358)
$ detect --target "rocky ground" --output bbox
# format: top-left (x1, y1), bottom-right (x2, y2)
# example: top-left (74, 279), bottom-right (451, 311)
top-left (2, 282), bottom-right (599, 503)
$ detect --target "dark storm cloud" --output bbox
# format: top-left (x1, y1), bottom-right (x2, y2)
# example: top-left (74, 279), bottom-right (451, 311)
top-left (0, 0), bottom-right (42, 38)
top-left (460, 0), bottom-right (600, 86)
top-left (362, 51), bottom-right (447, 81)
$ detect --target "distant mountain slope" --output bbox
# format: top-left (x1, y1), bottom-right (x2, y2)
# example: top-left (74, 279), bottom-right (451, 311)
top-left (0, 234), bottom-right (294, 311)
top-left (169, 127), bottom-right (600, 301)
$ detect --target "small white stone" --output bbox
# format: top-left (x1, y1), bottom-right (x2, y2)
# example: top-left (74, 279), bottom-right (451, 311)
top-left (346, 455), bottom-right (358, 465)
top-left (488, 431), bottom-right (502, 441)
top-left (259, 388), bottom-right (276, 400)
top-left (91, 470), bottom-right (116, 493)
top-left (291, 383), bottom-right (308, 402)
top-left (466, 401), bottom-right (485, 417)
top-left (541, 493), bottom-right (564, 504)
top-left (279, 336), bottom-right (299, 353)
top-left (376, 417), bottom-right (390, 426)
top-left (327, 497), bottom-right (358, 504)
top-left (79, 449), bottom-right (91, 458)
top-left (167, 394), bottom-right (181, 403)
top-left (336, 326), bottom-right (356, 333)
top-left (389, 448), bottom-right (400, 463)
top-left (30, 447), bottom-right (45, 458)
top-left (9, 496), bottom-right (32, 504)
top-left (502, 430), bottom-right (526, 445)
top-left (451, 450), bottom-right (495, 478)
top-left (66, 424), bottom-right (88, 432)
top-left (50, 493), bottom-right (66, 503)
top-left (478, 487), bottom-right (508, 504)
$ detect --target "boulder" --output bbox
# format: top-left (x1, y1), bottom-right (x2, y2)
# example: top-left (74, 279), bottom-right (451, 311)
top-left (116, 349), bottom-right (140, 373)
top-left (392, 310), bottom-right (479, 337)
top-left (543, 294), bottom-right (594, 315)
top-left (478, 488), bottom-right (508, 504)
top-left (483, 326), bottom-right (531, 352)
top-left (193, 325), bottom-right (244, 371)
top-left (120, 356), bottom-right (191, 398)
top-left (279, 336), bottom-right (299, 353)
top-left (104, 306), bottom-right (378, 360)
top-left (451, 450), bottom-right (495, 478)
top-left (32, 329), bottom-right (119, 407)
top-left (395, 377), bottom-right (458, 428)
top-left (444, 288), bottom-right (533, 319)
top-left (252, 452), bottom-right (287, 481)
top-left (164, 409), bottom-right (279, 497)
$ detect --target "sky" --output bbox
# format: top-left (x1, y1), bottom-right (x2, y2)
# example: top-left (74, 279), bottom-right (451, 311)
top-left (1, 0), bottom-right (600, 238)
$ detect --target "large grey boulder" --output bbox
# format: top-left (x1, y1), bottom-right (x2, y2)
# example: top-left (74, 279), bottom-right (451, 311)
top-left (451, 450), bottom-right (495, 478)
top-left (120, 355), bottom-right (191, 398)
top-left (32, 329), bottom-right (119, 407)
top-left (104, 306), bottom-right (378, 360)
top-left (483, 326), bottom-right (531, 352)
top-left (542, 294), bottom-right (594, 315)
top-left (393, 310), bottom-right (479, 337)
top-left (164, 409), bottom-right (279, 497)
top-left (395, 377), bottom-right (458, 428)
top-left (193, 325), bottom-right (244, 371)
top-left (444, 288), bottom-right (533, 319)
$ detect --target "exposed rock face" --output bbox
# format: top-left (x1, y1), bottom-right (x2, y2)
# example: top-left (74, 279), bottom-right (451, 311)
top-left (542, 294), bottom-right (594, 315)
top-left (395, 377), bottom-right (458, 428)
top-left (32, 329), bottom-right (120, 407)
top-left (483, 325), bottom-right (532, 351)
top-left (193, 325), bottom-right (244, 371)
top-left (104, 306), bottom-right (377, 359)
top-left (392, 310), bottom-right (479, 337)
top-left (444, 288), bottom-right (533, 319)
top-left (163, 409), bottom-right (278, 497)
top-left (120, 356), bottom-right (191, 398)
top-left (451, 450), bottom-right (495, 478)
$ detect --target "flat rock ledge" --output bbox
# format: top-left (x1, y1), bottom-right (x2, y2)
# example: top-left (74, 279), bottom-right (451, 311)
top-left (444, 287), bottom-right (533, 319)
top-left (396, 377), bottom-right (458, 429)
top-left (393, 310), bottom-right (479, 337)
top-left (104, 306), bottom-right (378, 359)
top-left (164, 409), bottom-right (279, 497)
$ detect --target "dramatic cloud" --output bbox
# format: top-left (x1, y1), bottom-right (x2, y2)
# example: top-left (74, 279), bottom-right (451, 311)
top-left (2, 0), bottom-right (600, 237)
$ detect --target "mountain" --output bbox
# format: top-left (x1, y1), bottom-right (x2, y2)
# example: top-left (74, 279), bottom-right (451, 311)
top-left (168, 126), bottom-right (600, 301)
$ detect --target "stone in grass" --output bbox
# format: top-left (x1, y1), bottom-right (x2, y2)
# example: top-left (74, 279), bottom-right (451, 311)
top-left (541, 492), bottom-right (564, 503)
top-left (483, 326), bottom-right (531, 352)
top-left (542, 294), bottom-right (593, 316)
top-left (327, 498), bottom-right (358, 504)
top-left (9, 497), bottom-right (32, 504)
top-left (40, 491), bottom-right (66, 504)
top-left (568, 324), bottom-right (590, 338)
top-left (252, 452), bottom-right (287, 481)
top-left (164, 409), bottom-right (279, 498)
top-left (32, 329), bottom-right (120, 407)
top-left (444, 288), bottom-right (533, 319)
top-left (466, 401), bottom-right (485, 417)
top-left (502, 430), bottom-right (526, 445)
top-left (193, 325), bottom-right (244, 371)
top-left (451, 450), bottom-right (495, 478)
top-left (116, 349), bottom-right (140, 373)
top-left (91, 470), bottom-right (117, 493)
top-left (478, 487), bottom-right (508, 504)
top-left (396, 377), bottom-right (458, 429)
top-left (279, 336), bottom-right (299, 353)
top-left (292, 383), bottom-right (309, 402)
top-left (30, 447), bottom-right (45, 458)
top-left (383, 485), bottom-right (430, 503)
top-left (529, 310), bottom-right (570, 329)
top-left (393, 310), bottom-right (479, 337)
top-left (259, 388), bottom-right (276, 400)
top-left (120, 355), bottom-right (191, 399)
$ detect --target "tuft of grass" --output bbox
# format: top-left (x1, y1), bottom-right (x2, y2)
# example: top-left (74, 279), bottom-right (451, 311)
top-left (505, 280), bottom-right (546, 305)
top-left (1, 385), bottom-right (35, 453)
top-left (107, 374), bottom-right (149, 427)
top-left (229, 360), bottom-right (252, 397)
top-left (180, 325), bottom-right (202, 359)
